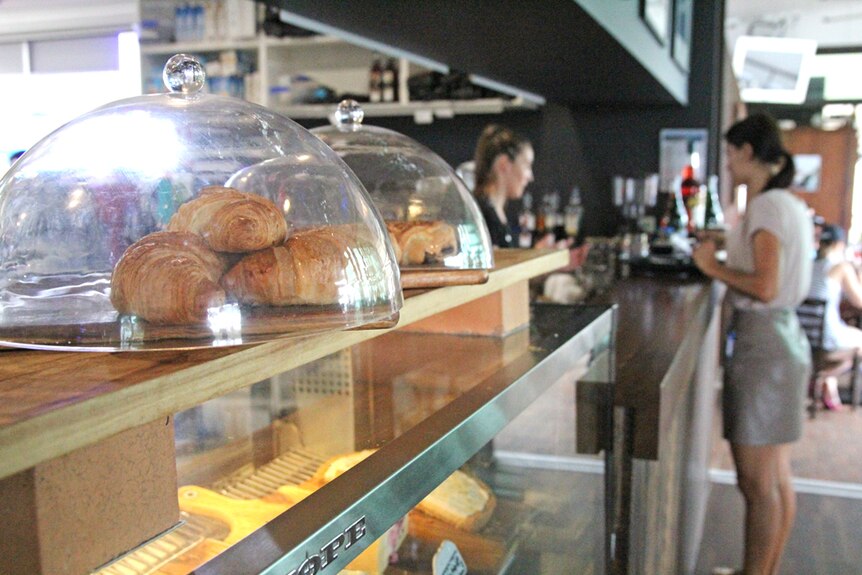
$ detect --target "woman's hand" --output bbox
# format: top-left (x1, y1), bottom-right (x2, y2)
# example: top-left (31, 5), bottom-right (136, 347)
top-left (694, 230), bottom-right (780, 303)
top-left (692, 239), bottom-right (718, 276)
top-left (695, 229), bottom-right (726, 250)
top-left (532, 233), bottom-right (560, 249)
top-left (563, 243), bottom-right (590, 271)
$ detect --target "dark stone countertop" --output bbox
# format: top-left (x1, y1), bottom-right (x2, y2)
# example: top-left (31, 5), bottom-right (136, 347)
top-left (589, 274), bottom-right (718, 459)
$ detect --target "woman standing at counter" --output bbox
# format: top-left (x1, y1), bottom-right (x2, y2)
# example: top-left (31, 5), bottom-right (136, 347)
top-left (693, 113), bottom-right (813, 575)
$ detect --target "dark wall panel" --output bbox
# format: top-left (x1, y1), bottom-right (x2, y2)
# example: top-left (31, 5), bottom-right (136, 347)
top-left (300, 1), bottom-right (725, 238)
top-left (275, 0), bottom-right (683, 106)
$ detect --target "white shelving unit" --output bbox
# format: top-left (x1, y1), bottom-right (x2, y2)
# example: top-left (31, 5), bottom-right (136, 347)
top-left (140, 33), bottom-right (538, 122)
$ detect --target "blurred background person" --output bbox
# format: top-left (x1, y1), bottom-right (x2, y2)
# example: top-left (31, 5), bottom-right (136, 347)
top-left (807, 223), bottom-right (862, 409)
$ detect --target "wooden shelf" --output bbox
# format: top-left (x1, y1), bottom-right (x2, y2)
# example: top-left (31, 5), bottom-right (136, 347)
top-left (274, 97), bottom-right (536, 120)
top-left (0, 248), bottom-right (567, 480)
top-left (139, 34), bottom-right (343, 55)
top-left (139, 32), bottom-right (538, 119)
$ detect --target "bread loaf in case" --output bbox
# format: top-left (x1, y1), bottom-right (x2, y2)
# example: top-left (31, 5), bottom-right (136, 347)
top-left (415, 469), bottom-right (496, 532)
top-left (312, 449), bottom-right (495, 532)
top-left (177, 482), bottom-right (398, 575)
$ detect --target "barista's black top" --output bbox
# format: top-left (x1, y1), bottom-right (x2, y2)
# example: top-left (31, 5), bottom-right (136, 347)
top-left (477, 197), bottom-right (514, 248)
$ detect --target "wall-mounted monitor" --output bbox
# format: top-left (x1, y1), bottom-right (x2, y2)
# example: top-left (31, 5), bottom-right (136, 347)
top-left (732, 36), bottom-right (817, 104)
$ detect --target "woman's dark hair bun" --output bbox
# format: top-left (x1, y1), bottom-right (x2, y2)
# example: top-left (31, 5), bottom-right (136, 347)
top-left (725, 113), bottom-right (795, 190)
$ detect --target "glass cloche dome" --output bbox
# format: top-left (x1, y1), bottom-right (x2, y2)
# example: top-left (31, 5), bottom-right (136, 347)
top-left (0, 55), bottom-right (402, 351)
top-left (312, 100), bottom-right (494, 289)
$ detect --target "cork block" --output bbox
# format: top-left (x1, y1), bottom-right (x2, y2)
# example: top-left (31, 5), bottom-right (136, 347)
top-left (404, 280), bottom-right (530, 337)
top-left (0, 417), bottom-right (179, 575)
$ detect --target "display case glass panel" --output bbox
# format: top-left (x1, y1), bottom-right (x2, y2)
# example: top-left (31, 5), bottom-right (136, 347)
top-left (94, 304), bottom-right (613, 574)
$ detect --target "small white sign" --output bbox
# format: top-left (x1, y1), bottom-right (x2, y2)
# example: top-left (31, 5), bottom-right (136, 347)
top-left (432, 540), bottom-right (467, 575)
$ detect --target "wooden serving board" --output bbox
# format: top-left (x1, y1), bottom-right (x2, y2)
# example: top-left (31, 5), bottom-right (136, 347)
top-left (399, 268), bottom-right (490, 289)
top-left (0, 305), bottom-right (400, 350)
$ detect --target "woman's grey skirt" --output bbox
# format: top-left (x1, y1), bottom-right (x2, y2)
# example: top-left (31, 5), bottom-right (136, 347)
top-left (723, 307), bottom-right (812, 445)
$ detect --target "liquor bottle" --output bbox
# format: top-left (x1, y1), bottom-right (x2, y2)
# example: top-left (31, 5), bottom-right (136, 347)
top-left (673, 176), bottom-right (690, 233)
top-left (542, 197), bottom-right (555, 240)
top-left (534, 194), bottom-right (546, 242)
top-left (369, 57), bottom-right (383, 103)
top-left (518, 193), bottom-right (536, 248)
top-left (658, 176), bottom-right (689, 236)
top-left (382, 58), bottom-right (397, 103)
top-left (564, 187), bottom-right (583, 241)
top-left (550, 192), bottom-right (567, 242)
top-left (680, 164), bottom-right (701, 234)
top-left (704, 174), bottom-right (725, 229)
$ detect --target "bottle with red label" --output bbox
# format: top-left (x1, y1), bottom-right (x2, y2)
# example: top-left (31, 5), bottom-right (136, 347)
top-left (680, 164), bottom-right (700, 234)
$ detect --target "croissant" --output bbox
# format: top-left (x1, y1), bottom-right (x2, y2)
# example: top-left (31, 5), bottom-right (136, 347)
top-left (167, 186), bottom-right (287, 253)
top-left (221, 226), bottom-right (357, 306)
top-left (386, 220), bottom-right (458, 265)
top-left (111, 231), bottom-right (228, 324)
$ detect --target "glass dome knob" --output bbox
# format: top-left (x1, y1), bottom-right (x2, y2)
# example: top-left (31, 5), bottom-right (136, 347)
top-left (163, 54), bottom-right (206, 95)
top-left (332, 99), bottom-right (365, 131)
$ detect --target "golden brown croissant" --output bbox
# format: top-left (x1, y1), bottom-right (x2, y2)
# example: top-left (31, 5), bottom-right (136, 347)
top-left (386, 220), bottom-right (458, 265)
top-left (111, 231), bottom-right (228, 324)
top-left (167, 186), bottom-right (287, 253)
top-left (221, 226), bottom-right (358, 306)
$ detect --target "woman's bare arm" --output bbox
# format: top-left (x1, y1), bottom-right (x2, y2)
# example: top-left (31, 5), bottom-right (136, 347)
top-left (835, 261), bottom-right (862, 308)
top-left (692, 230), bottom-right (780, 303)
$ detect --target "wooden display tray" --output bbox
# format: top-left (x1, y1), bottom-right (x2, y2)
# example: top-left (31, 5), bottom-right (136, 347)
top-left (399, 267), bottom-right (490, 290)
top-left (0, 305), bottom-right (400, 351)
top-left (0, 248), bottom-right (567, 482)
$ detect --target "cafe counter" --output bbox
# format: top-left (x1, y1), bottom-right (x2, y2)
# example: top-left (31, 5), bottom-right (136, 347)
top-left (590, 273), bottom-right (722, 575)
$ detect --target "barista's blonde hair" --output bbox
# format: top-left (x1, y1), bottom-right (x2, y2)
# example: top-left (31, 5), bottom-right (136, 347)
top-left (473, 124), bottom-right (530, 200)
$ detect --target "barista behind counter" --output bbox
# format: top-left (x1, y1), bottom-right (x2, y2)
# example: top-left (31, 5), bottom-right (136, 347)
top-left (471, 124), bottom-right (556, 249)
top-left (470, 124), bottom-right (587, 270)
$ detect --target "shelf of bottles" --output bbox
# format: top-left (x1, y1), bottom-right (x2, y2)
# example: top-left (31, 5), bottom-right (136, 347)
top-left (658, 170), bottom-right (724, 237)
top-left (613, 165), bottom-right (725, 278)
top-left (516, 188), bottom-right (584, 248)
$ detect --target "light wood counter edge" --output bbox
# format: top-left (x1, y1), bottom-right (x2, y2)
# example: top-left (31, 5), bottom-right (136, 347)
top-left (0, 248), bottom-right (567, 480)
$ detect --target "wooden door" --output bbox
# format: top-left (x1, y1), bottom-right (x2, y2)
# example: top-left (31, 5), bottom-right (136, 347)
top-left (784, 125), bottom-right (858, 232)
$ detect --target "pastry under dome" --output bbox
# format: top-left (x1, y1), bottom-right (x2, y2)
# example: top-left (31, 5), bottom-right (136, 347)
top-left (312, 100), bottom-right (494, 288)
top-left (0, 55), bottom-right (402, 351)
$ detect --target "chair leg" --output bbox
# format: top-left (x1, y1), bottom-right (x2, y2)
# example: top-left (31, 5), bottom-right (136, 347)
top-left (808, 376), bottom-right (821, 419)
top-left (852, 354), bottom-right (861, 410)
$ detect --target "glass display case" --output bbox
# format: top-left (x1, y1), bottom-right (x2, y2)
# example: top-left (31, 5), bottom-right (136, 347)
top-left (90, 302), bottom-right (615, 575)
top-left (0, 56), bottom-right (401, 351)
top-left (312, 100), bottom-right (494, 289)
